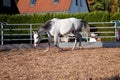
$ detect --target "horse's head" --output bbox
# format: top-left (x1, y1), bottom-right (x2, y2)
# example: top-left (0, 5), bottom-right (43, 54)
top-left (33, 31), bottom-right (42, 47)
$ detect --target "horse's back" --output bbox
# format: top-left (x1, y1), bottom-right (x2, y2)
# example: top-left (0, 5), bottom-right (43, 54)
top-left (51, 18), bottom-right (81, 35)
top-left (61, 18), bottom-right (82, 30)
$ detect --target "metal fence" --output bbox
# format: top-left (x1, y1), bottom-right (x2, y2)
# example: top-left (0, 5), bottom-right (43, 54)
top-left (0, 22), bottom-right (120, 45)
top-left (0, 23), bottom-right (42, 45)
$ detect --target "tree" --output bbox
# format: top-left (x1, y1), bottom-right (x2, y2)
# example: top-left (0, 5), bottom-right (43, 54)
top-left (88, 0), bottom-right (114, 12)
top-left (15, 0), bottom-right (19, 3)
top-left (91, 1), bottom-right (104, 11)
top-left (102, 0), bottom-right (113, 12)
top-left (117, 0), bottom-right (120, 12)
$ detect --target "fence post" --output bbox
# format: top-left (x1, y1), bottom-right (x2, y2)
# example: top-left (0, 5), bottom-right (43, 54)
top-left (1, 23), bottom-right (4, 45)
top-left (114, 21), bottom-right (119, 42)
top-left (30, 24), bottom-right (33, 44)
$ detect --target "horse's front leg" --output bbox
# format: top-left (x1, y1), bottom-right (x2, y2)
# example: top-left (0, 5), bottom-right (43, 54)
top-left (44, 33), bottom-right (51, 52)
top-left (54, 34), bottom-right (62, 51)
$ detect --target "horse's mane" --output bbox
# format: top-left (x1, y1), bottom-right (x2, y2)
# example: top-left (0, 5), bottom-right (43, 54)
top-left (41, 20), bottom-right (52, 29)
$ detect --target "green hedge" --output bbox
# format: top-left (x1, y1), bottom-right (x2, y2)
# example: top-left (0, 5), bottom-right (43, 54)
top-left (1, 11), bottom-right (120, 23)
top-left (0, 11), bottom-right (112, 23)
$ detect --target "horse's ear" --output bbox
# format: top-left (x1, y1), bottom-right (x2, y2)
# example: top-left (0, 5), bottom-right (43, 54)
top-left (33, 31), bottom-right (36, 34)
top-left (33, 31), bottom-right (35, 34)
top-left (51, 21), bottom-right (55, 25)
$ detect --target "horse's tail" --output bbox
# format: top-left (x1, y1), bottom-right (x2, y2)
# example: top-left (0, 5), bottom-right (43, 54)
top-left (81, 20), bottom-right (91, 37)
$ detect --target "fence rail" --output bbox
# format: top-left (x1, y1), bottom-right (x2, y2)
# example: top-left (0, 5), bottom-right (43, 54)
top-left (0, 22), bottom-right (120, 45)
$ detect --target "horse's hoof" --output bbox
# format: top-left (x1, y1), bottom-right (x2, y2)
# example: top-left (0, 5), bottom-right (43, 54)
top-left (59, 48), bottom-right (63, 51)
top-left (79, 46), bottom-right (83, 49)
top-left (44, 49), bottom-right (49, 53)
top-left (72, 48), bottom-right (75, 51)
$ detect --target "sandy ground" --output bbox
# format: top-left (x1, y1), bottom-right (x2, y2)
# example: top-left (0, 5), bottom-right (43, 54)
top-left (0, 47), bottom-right (120, 80)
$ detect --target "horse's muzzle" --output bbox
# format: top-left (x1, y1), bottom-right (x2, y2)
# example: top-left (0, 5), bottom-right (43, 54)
top-left (34, 43), bottom-right (39, 47)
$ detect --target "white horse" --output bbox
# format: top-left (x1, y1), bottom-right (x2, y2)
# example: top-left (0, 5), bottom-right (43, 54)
top-left (33, 18), bottom-right (91, 52)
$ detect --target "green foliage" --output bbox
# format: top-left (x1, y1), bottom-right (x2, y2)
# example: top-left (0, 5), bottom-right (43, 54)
top-left (110, 12), bottom-right (120, 20)
top-left (0, 11), bottom-right (112, 23)
top-left (92, 2), bottom-right (104, 11)
top-left (89, 0), bottom-right (114, 12)
top-left (0, 14), bottom-right (8, 22)
top-left (81, 11), bottom-right (110, 22)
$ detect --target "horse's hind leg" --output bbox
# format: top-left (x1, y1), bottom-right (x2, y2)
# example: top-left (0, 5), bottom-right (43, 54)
top-left (72, 36), bottom-right (77, 50)
top-left (77, 33), bottom-right (82, 48)
top-left (72, 32), bottom-right (82, 50)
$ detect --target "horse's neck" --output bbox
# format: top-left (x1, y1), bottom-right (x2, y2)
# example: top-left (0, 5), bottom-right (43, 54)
top-left (38, 28), bottom-right (48, 34)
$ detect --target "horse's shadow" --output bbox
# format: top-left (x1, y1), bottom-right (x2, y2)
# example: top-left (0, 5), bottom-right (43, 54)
top-left (102, 75), bottom-right (120, 80)
top-left (89, 75), bottom-right (120, 80)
